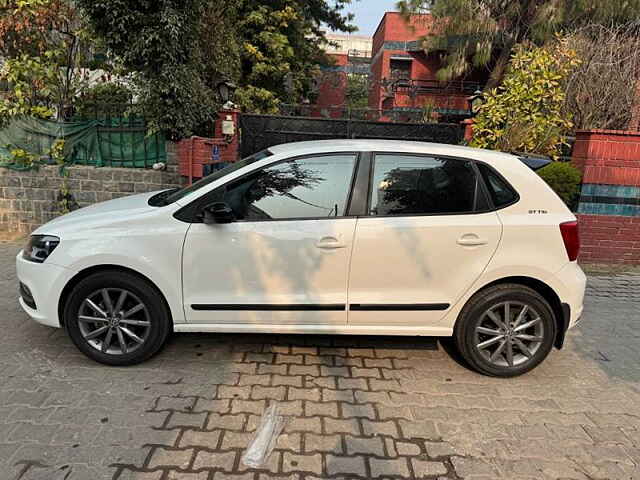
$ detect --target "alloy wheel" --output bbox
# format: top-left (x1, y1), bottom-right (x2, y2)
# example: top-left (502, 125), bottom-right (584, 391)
top-left (77, 288), bottom-right (151, 355)
top-left (473, 301), bottom-right (545, 368)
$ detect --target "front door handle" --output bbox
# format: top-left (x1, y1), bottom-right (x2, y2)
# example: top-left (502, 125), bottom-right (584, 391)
top-left (316, 236), bottom-right (347, 249)
top-left (457, 234), bottom-right (488, 247)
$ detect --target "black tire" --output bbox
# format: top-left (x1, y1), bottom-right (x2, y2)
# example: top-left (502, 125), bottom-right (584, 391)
top-left (454, 284), bottom-right (556, 377)
top-left (63, 270), bottom-right (171, 366)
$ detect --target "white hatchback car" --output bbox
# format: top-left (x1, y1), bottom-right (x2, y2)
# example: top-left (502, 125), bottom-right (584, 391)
top-left (16, 140), bottom-right (586, 376)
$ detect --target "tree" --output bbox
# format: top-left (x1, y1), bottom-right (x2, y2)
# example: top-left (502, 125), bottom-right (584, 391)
top-left (0, 0), bottom-right (64, 58)
top-left (397, 0), bottom-right (640, 89)
top-left (0, 0), bottom-right (97, 124)
top-left (564, 23), bottom-right (640, 131)
top-left (0, 54), bottom-right (57, 122)
top-left (345, 74), bottom-right (370, 110)
top-left (77, 0), bottom-right (219, 139)
top-left (470, 41), bottom-right (579, 158)
top-left (78, 0), bottom-right (355, 134)
top-left (235, 0), bottom-right (355, 113)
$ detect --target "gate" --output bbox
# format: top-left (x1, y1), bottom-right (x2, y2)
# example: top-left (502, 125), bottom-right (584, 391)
top-left (239, 114), bottom-right (465, 158)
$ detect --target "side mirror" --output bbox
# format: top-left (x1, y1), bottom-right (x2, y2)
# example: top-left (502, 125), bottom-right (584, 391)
top-left (202, 202), bottom-right (235, 224)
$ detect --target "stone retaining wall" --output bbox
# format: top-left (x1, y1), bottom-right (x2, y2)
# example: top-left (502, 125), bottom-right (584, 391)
top-left (0, 142), bottom-right (184, 234)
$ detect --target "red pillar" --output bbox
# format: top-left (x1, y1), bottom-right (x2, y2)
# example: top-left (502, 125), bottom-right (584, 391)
top-left (461, 118), bottom-right (474, 142)
top-left (177, 108), bottom-right (242, 184)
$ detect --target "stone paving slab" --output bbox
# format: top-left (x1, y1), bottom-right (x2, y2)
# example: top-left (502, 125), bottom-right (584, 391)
top-left (1, 242), bottom-right (639, 479)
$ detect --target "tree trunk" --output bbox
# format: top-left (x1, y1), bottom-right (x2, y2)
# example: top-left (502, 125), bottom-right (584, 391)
top-left (484, 43), bottom-right (514, 91)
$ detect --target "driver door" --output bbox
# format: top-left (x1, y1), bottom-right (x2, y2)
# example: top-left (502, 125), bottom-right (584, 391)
top-left (182, 153), bottom-right (359, 325)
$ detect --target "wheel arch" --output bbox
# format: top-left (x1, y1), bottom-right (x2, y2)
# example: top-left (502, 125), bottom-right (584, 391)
top-left (457, 275), bottom-right (568, 349)
top-left (58, 264), bottom-right (174, 328)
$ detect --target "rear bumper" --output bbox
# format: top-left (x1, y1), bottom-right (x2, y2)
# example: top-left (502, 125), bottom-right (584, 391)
top-left (552, 262), bottom-right (586, 348)
top-left (16, 251), bottom-right (73, 328)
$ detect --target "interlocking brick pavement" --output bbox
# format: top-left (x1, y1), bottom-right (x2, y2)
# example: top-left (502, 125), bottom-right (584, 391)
top-left (1, 242), bottom-right (639, 479)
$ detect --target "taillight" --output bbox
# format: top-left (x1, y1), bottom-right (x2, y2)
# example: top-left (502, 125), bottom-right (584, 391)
top-left (559, 221), bottom-right (580, 261)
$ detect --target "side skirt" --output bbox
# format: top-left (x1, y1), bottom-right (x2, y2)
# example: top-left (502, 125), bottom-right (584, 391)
top-left (173, 323), bottom-right (453, 336)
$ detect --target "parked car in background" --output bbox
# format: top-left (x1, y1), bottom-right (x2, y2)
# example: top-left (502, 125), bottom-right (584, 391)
top-left (16, 140), bottom-right (585, 377)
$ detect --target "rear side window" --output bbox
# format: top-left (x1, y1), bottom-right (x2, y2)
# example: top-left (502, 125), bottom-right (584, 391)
top-left (369, 154), bottom-right (478, 216)
top-left (476, 163), bottom-right (518, 208)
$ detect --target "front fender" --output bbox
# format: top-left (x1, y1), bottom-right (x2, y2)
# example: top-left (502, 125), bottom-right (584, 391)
top-left (49, 227), bottom-right (188, 325)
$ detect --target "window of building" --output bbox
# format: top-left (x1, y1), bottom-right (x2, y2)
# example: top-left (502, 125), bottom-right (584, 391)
top-left (390, 58), bottom-right (412, 82)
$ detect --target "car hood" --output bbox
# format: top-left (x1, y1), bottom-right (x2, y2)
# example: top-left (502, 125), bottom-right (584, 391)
top-left (33, 191), bottom-right (164, 235)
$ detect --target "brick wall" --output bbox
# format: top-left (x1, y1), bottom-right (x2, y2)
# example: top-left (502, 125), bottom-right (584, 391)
top-left (177, 109), bottom-right (241, 183)
top-left (577, 214), bottom-right (640, 264)
top-left (315, 53), bottom-right (348, 117)
top-left (572, 129), bottom-right (640, 264)
top-left (177, 136), bottom-right (231, 180)
top-left (0, 142), bottom-right (184, 234)
top-left (573, 129), bottom-right (640, 217)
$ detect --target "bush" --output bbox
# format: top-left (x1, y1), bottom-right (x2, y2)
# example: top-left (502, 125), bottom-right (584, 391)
top-left (75, 83), bottom-right (133, 118)
top-left (537, 162), bottom-right (582, 210)
top-left (471, 41), bottom-right (580, 158)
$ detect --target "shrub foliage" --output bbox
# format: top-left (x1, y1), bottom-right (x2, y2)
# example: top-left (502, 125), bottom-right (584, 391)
top-left (537, 161), bottom-right (582, 210)
top-left (471, 41), bottom-right (579, 158)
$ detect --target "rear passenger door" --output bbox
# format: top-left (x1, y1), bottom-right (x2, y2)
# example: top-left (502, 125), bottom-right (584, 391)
top-left (347, 153), bottom-right (502, 327)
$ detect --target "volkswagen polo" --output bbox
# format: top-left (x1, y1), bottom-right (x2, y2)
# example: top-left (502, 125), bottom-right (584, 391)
top-left (16, 140), bottom-right (586, 377)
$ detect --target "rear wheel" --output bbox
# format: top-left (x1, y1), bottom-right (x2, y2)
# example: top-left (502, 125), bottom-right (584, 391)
top-left (454, 284), bottom-right (556, 377)
top-left (63, 271), bottom-right (171, 366)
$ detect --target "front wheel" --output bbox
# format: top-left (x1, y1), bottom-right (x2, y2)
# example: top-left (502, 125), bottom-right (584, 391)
top-left (454, 284), bottom-right (557, 377)
top-left (63, 270), bottom-right (171, 366)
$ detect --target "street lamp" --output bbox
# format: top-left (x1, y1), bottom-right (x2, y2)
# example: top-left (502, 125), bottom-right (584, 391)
top-left (467, 89), bottom-right (484, 116)
top-left (217, 80), bottom-right (237, 108)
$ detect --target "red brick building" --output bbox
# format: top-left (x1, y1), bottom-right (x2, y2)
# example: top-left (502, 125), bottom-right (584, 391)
top-left (368, 12), bottom-right (486, 121)
top-left (311, 33), bottom-right (372, 118)
top-left (313, 12), bottom-right (490, 121)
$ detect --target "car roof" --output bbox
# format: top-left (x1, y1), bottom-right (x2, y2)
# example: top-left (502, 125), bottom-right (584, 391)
top-left (267, 139), bottom-right (516, 164)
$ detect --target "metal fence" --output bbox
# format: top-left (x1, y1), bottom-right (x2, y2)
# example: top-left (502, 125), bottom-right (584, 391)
top-left (278, 100), bottom-right (472, 122)
top-left (239, 113), bottom-right (465, 158)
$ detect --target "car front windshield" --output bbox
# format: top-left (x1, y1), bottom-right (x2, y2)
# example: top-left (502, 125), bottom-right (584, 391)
top-left (163, 149), bottom-right (273, 204)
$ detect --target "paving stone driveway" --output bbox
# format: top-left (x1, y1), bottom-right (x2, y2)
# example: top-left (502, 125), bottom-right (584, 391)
top-left (1, 242), bottom-right (639, 480)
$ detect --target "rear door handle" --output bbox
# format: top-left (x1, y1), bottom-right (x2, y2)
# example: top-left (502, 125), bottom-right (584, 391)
top-left (316, 236), bottom-right (347, 249)
top-left (457, 234), bottom-right (488, 247)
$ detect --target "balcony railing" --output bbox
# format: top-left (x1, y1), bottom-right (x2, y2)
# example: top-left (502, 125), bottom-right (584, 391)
top-left (391, 78), bottom-right (482, 95)
top-left (347, 49), bottom-right (372, 59)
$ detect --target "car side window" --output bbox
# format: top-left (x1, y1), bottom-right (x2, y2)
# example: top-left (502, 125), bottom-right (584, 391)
top-left (369, 154), bottom-right (478, 216)
top-left (476, 163), bottom-right (518, 208)
top-left (223, 154), bottom-right (357, 220)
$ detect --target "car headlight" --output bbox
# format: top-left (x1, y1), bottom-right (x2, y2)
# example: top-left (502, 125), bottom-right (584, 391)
top-left (23, 235), bottom-right (60, 263)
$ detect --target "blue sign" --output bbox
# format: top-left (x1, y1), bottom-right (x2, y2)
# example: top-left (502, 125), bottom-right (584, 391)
top-left (212, 144), bottom-right (221, 162)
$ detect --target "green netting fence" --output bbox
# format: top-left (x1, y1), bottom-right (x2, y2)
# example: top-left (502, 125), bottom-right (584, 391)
top-left (0, 116), bottom-right (166, 170)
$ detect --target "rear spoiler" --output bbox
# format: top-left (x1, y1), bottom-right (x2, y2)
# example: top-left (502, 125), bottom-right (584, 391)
top-left (513, 152), bottom-right (552, 171)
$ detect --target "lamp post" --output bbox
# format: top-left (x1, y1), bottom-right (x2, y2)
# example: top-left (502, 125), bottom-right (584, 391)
top-left (467, 89), bottom-right (484, 116)
top-left (217, 80), bottom-right (237, 109)
top-left (462, 89), bottom-right (483, 143)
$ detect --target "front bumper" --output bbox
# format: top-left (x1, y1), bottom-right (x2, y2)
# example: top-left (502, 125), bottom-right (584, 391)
top-left (16, 251), bottom-right (74, 328)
